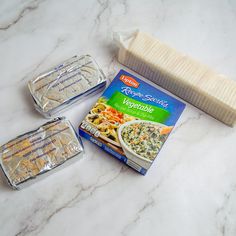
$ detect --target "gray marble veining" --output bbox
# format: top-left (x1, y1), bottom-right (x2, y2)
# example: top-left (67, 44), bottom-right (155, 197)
top-left (0, 0), bottom-right (236, 236)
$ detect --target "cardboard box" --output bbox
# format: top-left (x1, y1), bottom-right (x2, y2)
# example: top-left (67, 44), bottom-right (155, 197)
top-left (79, 70), bottom-right (185, 175)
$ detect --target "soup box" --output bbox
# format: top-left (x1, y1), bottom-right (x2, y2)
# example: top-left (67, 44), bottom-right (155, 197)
top-left (79, 69), bottom-right (185, 175)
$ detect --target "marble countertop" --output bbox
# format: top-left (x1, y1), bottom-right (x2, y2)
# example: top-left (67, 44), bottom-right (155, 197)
top-left (0, 0), bottom-right (236, 235)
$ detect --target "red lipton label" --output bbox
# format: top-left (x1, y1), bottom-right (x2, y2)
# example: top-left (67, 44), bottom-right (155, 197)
top-left (120, 75), bottom-right (139, 88)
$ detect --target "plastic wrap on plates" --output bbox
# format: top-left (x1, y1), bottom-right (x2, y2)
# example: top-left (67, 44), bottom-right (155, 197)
top-left (0, 117), bottom-right (84, 190)
top-left (28, 55), bottom-right (107, 118)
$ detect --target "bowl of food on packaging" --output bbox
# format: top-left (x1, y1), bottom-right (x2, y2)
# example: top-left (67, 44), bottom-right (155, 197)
top-left (85, 100), bottom-right (137, 147)
top-left (118, 120), bottom-right (173, 169)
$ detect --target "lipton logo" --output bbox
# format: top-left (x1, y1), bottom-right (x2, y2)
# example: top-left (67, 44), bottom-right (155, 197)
top-left (120, 75), bottom-right (139, 88)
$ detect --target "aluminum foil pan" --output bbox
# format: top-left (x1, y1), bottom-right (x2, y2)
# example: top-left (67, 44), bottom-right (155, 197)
top-left (0, 117), bottom-right (84, 190)
top-left (28, 55), bottom-right (107, 118)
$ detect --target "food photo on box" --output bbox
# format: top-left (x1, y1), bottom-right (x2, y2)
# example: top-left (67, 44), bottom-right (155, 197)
top-left (1, 1), bottom-right (236, 236)
top-left (79, 69), bottom-right (185, 174)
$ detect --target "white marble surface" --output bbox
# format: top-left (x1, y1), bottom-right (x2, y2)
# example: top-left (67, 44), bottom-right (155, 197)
top-left (0, 0), bottom-right (236, 235)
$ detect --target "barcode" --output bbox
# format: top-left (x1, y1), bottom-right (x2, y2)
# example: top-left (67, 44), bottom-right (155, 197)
top-left (126, 159), bottom-right (142, 172)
